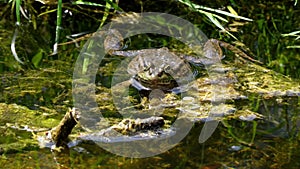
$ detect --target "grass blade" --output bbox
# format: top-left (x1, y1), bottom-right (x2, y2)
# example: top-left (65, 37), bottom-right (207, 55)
top-left (72, 1), bottom-right (107, 7)
top-left (178, 0), bottom-right (252, 39)
top-left (11, 0), bottom-right (24, 64)
top-left (99, 0), bottom-right (111, 28)
top-left (53, 0), bottom-right (63, 55)
top-left (15, 0), bottom-right (21, 25)
top-left (11, 28), bottom-right (24, 64)
top-left (178, 0), bottom-right (253, 21)
top-left (282, 30), bottom-right (300, 36)
top-left (205, 12), bottom-right (237, 40)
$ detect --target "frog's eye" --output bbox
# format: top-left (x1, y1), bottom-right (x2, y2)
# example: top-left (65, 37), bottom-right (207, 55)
top-left (122, 119), bottom-right (130, 124)
top-left (164, 65), bottom-right (171, 72)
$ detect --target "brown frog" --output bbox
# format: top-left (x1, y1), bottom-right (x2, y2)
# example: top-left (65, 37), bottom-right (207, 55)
top-left (103, 29), bottom-right (262, 93)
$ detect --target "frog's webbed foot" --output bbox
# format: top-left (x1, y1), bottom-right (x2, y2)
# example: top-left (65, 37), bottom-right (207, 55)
top-left (110, 48), bottom-right (167, 58)
top-left (169, 84), bottom-right (190, 94)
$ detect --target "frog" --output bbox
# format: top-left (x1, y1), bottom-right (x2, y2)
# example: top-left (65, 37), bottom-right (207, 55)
top-left (103, 29), bottom-right (262, 93)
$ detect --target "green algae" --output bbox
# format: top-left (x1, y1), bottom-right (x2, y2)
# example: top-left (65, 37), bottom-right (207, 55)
top-left (0, 103), bottom-right (59, 127)
top-left (0, 61), bottom-right (73, 109)
top-left (0, 103), bottom-right (61, 154)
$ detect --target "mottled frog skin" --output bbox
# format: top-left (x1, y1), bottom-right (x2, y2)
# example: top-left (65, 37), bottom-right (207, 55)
top-left (104, 29), bottom-right (229, 92)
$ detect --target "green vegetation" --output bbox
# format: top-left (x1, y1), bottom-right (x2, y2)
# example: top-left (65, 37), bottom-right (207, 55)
top-left (0, 0), bottom-right (299, 77)
top-left (0, 0), bottom-right (299, 168)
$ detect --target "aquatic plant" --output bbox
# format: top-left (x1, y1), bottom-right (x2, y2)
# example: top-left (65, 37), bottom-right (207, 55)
top-left (282, 30), bottom-right (300, 48)
top-left (1, 0), bottom-right (299, 77)
top-left (178, 0), bottom-right (253, 40)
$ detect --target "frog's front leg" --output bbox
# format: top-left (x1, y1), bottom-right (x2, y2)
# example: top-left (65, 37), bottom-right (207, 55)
top-left (110, 50), bottom-right (140, 57)
top-left (110, 47), bottom-right (170, 58)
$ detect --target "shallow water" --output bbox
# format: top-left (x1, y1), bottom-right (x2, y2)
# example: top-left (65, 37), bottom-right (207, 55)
top-left (1, 0), bottom-right (300, 168)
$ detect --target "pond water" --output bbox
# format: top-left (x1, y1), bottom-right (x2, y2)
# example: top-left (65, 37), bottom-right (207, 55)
top-left (0, 0), bottom-right (300, 168)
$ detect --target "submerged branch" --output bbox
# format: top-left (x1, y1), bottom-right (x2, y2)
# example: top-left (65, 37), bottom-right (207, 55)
top-left (50, 108), bottom-right (80, 147)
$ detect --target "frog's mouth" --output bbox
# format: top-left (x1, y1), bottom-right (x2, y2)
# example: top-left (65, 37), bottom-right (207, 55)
top-left (133, 71), bottom-right (179, 92)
